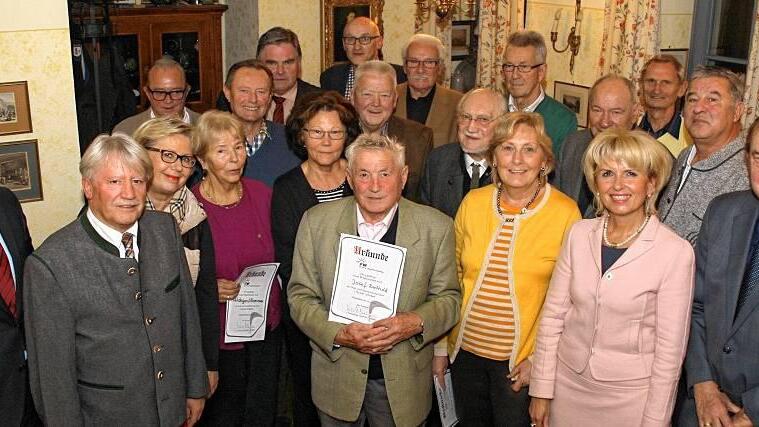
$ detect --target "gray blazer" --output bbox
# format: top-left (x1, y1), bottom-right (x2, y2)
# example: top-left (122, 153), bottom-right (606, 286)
top-left (678, 191), bottom-right (759, 425)
top-left (24, 211), bottom-right (208, 426)
top-left (419, 143), bottom-right (467, 218)
top-left (554, 129), bottom-right (595, 218)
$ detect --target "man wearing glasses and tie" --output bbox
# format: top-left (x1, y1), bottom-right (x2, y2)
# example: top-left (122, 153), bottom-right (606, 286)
top-left (114, 58), bottom-right (199, 136)
top-left (502, 30), bottom-right (577, 156)
top-left (320, 16), bottom-right (407, 98)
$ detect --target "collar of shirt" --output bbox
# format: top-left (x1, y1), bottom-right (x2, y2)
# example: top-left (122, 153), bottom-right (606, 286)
top-left (86, 208), bottom-right (140, 260)
top-left (463, 153), bottom-right (489, 178)
top-left (150, 107), bottom-right (191, 124)
top-left (508, 87), bottom-right (545, 112)
top-left (677, 145), bottom-right (698, 194)
top-left (639, 108), bottom-right (682, 139)
top-left (361, 121), bottom-right (390, 136)
top-left (356, 203), bottom-right (399, 241)
top-left (266, 83), bottom-right (298, 121)
top-left (246, 121), bottom-right (270, 156)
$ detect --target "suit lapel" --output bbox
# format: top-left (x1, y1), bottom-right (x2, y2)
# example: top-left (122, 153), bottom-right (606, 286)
top-left (728, 204), bottom-right (759, 334)
top-left (606, 217), bottom-right (657, 271)
top-left (395, 199), bottom-right (421, 309)
top-left (587, 219), bottom-right (603, 275)
top-left (425, 85), bottom-right (445, 133)
top-left (395, 84), bottom-right (408, 118)
top-left (334, 198), bottom-right (359, 260)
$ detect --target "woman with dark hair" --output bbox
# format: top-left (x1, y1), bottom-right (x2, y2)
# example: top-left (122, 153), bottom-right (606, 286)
top-left (272, 91), bottom-right (361, 427)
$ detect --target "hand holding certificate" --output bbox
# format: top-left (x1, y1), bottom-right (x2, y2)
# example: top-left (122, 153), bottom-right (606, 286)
top-left (225, 263), bottom-right (279, 343)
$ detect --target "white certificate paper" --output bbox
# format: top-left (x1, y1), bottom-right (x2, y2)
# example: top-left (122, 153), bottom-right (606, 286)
top-left (328, 234), bottom-right (406, 324)
top-left (224, 263), bottom-right (279, 343)
top-left (435, 370), bottom-right (459, 427)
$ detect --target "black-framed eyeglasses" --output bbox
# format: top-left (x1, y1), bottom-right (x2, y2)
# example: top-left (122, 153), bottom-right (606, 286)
top-left (501, 63), bottom-right (544, 74)
top-left (302, 128), bottom-right (346, 140)
top-left (148, 88), bottom-right (188, 101)
top-left (145, 147), bottom-right (197, 168)
top-left (343, 35), bottom-right (380, 46)
top-left (405, 59), bottom-right (440, 69)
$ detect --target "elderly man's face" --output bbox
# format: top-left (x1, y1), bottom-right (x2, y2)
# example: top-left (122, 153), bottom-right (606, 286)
top-left (353, 72), bottom-right (397, 132)
top-left (259, 42), bottom-right (300, 95)
top-left (348, 148), bottom-right (408, 223)
top-left (343, 17), bottom-right (383, 65)
top-left (502, 45), bottom-right (545, 103)
top-left (684, 76), bottom-right (743, 144)
top-left (404, 41), bottom-right (441, 95)
top-left (640, 62), bottom-right (686, 112)
top-left (748, 130), bottom-right (759, 197)
top-left (589, 79), bottom-right (638, 136)
top-left (224, 67), bottom-right (273, 125)
top-left (83, 156), bottom-right (147, 233)
top-left (144, 67), bottom-right (187, 118)
top-left (457, 91), bottom-right (501, 160)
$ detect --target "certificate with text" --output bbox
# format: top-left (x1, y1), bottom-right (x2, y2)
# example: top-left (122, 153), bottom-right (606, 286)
top-left (225, 263), bottom-right (279, 343)
top-left (328, 234), bottom-right (406, 324)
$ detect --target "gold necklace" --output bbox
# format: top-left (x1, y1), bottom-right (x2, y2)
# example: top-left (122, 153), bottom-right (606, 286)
top-left (496, 182), bottom-right (543, 221)
top-left (203, 181), bottom-right (243, 209)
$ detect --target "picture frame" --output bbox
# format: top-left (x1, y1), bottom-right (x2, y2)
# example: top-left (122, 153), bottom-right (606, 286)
top-left (661, 48), bottom-right (689, 71)
top-left (0, 139), bottom-right (43, 203)
top-left (0, 81), bottom-right (33, 136)
top-left (322, 0), bottom-right (385, 70)
top-left (554, 81), bottom-right (590, 128)
top-left (451, 20), bottom-right (475, 60)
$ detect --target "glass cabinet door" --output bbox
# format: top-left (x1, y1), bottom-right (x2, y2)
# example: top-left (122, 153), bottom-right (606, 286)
top-left (161, 32), bottom-right (201, 102)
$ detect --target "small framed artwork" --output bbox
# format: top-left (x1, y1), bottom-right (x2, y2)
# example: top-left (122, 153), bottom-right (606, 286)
top-left (322, 0), bottom-right (385, 69)
top-left (554, 81), bottom-right (590, 128)
top-left (661, 48), bottom-right (689, 70)
top-left (0, 139), bottom-right (43, 202)
top-left (451, 21), bottom-right (475, 60)
top-left (0, 81), bottom-right (33, 136)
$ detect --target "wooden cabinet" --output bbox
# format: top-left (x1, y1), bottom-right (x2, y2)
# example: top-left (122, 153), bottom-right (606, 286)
top-left (109, 4), bottom-right (227, 113)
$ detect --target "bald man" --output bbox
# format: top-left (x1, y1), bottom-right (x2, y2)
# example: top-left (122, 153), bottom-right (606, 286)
top-left (320, 16), bottom-right (406, 97)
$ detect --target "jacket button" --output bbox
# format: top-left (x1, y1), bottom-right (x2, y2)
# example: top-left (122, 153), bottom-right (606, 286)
top-left (157, 371), bottom-right (164, 380)
top-left (361, 369), bottom-right (368, 374)
top-left (723, 345), bottom-right (733, 354)
top-left (145, 316), bottom-right (155, 326)
top-left (127, 267), bottom-right (137, 275)
top-left (605, 273), bottom-right (613, 280)
top-left (134, 291), bottom-right (142, 301)
top-left (153, 345), bottom-right (162, 353)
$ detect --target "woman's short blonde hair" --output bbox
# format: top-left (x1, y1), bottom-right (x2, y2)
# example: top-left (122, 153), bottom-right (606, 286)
top-left (193, 110), bottom-right (245, 160)
top-left (488, 112), bottom-right (554, 187)
top-left (133, 117), bottom-right (196, 153)
top-left (582, 129), bottom-right (672, 216)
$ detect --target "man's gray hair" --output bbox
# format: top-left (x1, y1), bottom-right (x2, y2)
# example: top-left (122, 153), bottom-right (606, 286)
top-left (506, 30), bottom-right (547, 64)
top-left (402, 33), bottom-right (446, 61)
top-left (345, 134), bottom-right (406, 170)
top-left (589, 74), bottom-right (636, 105)
top-left (80, 133), bottom-right (153, 181)
top-left (457, 87), bottom-right (507, 116)
top-left (149, 57), bottom-right (186, 83)
top-left (354, 60), bottom-right (398, 89)
top-left (690, 65), bottom-right (745, 104)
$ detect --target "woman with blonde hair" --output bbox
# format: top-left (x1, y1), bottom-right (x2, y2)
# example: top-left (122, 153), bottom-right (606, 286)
top-left (529, 129), bottom-right (695, 426)
top-left (434, 112), bottom-right (580, 426)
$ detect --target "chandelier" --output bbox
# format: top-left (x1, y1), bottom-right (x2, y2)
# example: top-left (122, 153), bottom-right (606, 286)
top-left (415, 0), bottom-right (476, 23)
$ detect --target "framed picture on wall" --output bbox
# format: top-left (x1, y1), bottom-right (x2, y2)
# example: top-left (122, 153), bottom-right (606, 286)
top-left (0, 139), bottom-right (43, 203)
top-left (322, 0), bottom-right (385, 70)
top-left (661, 49), bottom-right (689, 70)
top-left (554, 81), bottom-right (590, 128)
top-left (451, 21), bottom-right (475, 60)
top-left (0, 81), bottom-right (33, 136)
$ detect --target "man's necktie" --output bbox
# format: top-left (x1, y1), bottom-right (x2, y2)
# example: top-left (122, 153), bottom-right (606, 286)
top-left (470, 163), bottom-right (481, 190)
top-left (344, 65), bottom-right (355, 99)
top-left (272, 96), bottom-right (286, 124)
top-left (121, 232), bottom-right (135, 259)
top-left (0, 244), bottom-right (16, 318)
top-left (737, 241), bottom-right (759, 319)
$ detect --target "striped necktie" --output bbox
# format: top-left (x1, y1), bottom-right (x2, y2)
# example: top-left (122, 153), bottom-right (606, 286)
top-left (121, 232), bottom-right (135, 259)
top-left (0, 244), bottom-right (16, 318)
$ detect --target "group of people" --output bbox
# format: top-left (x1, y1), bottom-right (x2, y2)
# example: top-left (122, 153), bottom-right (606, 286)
top-left (2, 15), bottom-right (759, 427)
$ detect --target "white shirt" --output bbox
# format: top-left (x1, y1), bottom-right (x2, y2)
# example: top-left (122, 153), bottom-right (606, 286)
top-left (86, 209), bottom-right (140, 260)
top-left (508, 87), bottom-right (545, 113)
top-left (677, 145), bottom-right (698, 194)
top-left (266, 83), bottom-right (298, 122)
top-left (150, 107), bottom-right (192, 124)
top-left (356, 203), bottom-right (399, 241)
top-left (463, 153), bottom-right (489, 179)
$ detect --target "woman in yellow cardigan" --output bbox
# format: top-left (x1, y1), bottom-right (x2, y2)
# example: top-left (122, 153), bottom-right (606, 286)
top-left (433, 112), bottom-right (580, 426)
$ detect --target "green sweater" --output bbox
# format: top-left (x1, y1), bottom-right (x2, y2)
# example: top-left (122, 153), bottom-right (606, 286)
top-left (534, 95), bottom-right (578, 157)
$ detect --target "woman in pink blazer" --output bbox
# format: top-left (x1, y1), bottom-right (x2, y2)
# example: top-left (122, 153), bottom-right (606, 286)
top-left (529, 129), bottom-right (695, 427)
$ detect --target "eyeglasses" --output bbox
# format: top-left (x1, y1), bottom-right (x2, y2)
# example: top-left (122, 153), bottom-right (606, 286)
top-left (457, 113), bottom-right (498, 126)
top-left (148, 88), bottom-right (188, 101)
top-left (501, 63), bottom-right (544, 74)
top-left (302, 128), bottom-right (346, 140)
top-left (145, 147), bottom-right (197, 168)
top-left (405, 59), bottom-right (440, 69)
top-left (343, 35), bottom-right (380, 46)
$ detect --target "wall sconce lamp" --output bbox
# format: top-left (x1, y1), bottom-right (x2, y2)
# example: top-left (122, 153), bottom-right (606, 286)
top-left (550, 0), bottom-right (583, 73)
top-left (415, 0), bottom-right (475, 24)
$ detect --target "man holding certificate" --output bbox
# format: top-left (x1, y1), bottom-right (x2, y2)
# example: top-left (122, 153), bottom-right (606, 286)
top-left (288, 135), bottom-right (461, 427)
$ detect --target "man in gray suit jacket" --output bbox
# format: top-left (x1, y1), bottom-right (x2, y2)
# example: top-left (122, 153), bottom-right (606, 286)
top-left (24, 134), bottom-right (208, 426)
top-left (288, 135), bottom-right (461, 426)
top-left (420, 88), bottom-right (505, 217)
top-left (676, 123), bottom-right (759, 427)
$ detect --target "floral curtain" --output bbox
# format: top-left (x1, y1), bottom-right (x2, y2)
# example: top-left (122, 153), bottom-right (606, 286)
top-left (476, 0), bottom-right (522, 89)
top-left (597, 0), bottom-right (660, 84)
top-left (742, 12), bottom-right (759, 128)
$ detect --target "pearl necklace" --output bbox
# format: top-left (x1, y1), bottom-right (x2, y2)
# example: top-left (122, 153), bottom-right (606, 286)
top-left (496, 182), bottom-right (543, 221)
top-left (603, 215), bottom-right (650, 248)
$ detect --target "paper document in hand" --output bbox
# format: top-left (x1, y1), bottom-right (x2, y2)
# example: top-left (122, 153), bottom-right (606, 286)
top-left (225, 263), bottom-right (279, 343)
top-left (435, 369), bottom-right (459, 427)
top-left (328, 234), bottom-right (406, 324)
